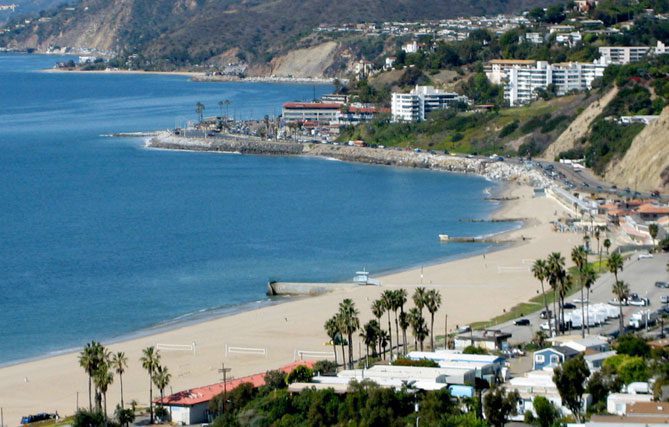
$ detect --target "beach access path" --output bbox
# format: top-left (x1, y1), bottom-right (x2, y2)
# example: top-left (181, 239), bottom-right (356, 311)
top-left (0, 184), bottom-right (581, 423)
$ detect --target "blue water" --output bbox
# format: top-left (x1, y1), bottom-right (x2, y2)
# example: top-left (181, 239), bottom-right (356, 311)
top-left (0, 54), bottom-right (515, 365)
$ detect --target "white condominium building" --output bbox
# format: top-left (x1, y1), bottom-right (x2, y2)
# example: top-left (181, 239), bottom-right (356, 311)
top-left (492, 59), bottom-right (607, 106)
top-left (391, 86), bottom-right (469, 122)
top-left (598, 41), bottom-right (667, 65)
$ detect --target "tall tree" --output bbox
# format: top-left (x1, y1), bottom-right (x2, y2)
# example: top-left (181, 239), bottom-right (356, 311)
top-left (424, 289), bottom-right (442, 350)
top-left (399, 312), bottom-right (410, 354)
top-left (381, 290), bottom-right (395, 360)
top-left (649, 223), bottom-right (659, 246)
top-left (571, 245), bottom-right (588, 338)
top-left (79, 341), bottom-right (103, 411)
top-left (338, 299), bottom-right (360, 369)
top-left (218, 100), bottom-right (224, 118)
top-left (94, 362), bottom-right (114, 420)
top-left (408, 308), bottom-right (429, 351)
top-left (413, 287), bottom-right (427, 319)
top-left (394, 289), bottom-right (408, 354)
top-left (582, 264), bottom-right (597, 334)
top-left (483, 387), bottom-right (520, 427)
top-left (603, 238), bottom-right (611, 255)
top-left (594, 228), bottom-right (602, 267)
top-left (553, 355), bottom-right (590, 423)
top-left (547, 252), bottom-right (566, 336)
top-left (608, 252), bottom-right (624, 284)
top-left (335, 313), bottom-right (347, 368)
top-left (532, 259), bottom-right (551, 336)
top-left (152, 364), bottom-right (171, 417)
top-left (324, 316), bottom-right (340, 366)
top-left (613, 280), bottom-right (630, 335)
top-left (371, 299), bottom-right (385, 357)
top-left (140, 346), bottom-right (161, 424)
top-left (111, 352), bottom-right (128, 409)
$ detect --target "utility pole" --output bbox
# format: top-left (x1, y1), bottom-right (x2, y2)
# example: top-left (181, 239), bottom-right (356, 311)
top-left (2, 406), bottom-right (4, 427)
top-left (218, 363), bottom-right (232, 415)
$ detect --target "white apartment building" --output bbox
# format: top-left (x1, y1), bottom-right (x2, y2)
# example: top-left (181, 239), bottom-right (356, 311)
top-left (494, 59), bottom-right (607, 106)
top-left (598, 41), bottom-right (667, 64)
top-left (402, 41), bottom-right (420, 53)
top-left (391, 85), bottom-right (469, 122)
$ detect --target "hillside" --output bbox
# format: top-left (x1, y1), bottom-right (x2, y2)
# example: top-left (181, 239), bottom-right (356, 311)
top-left (605, 106), bottom-right (669, 192)
top-left (0, 0), bottom-right (69, 24)
top-left (0, 0), bottom-right (552, 68)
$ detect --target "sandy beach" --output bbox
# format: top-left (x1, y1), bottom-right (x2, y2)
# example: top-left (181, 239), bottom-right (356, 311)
top-left (40, 68), bottom-right (205, 77)
top-left (0, 183), bottom-right (580, 424)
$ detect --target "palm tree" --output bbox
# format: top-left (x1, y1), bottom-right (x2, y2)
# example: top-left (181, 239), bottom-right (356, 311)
top-left (79, 341), bottom-right (102, 411)
top-left (413, 287), bottom-right (427, 318)
top-left (360, 320), bottom-right (380, 363)
top-left (608, 252), bottom-right (624, 284)
top-left (399, 311), bottom-right (410, 354)
top-left (613, 280), bottom-right (630, 334)
top-left (547, 252), bottom-right (566, 336)
top-left (94, 362), bottom-right (114, 420)
top-left (338, 299), bottom-right (360, 369)
top-left (582, 263), bottom-right (596, 334)
top-left (408, 308), bottom-right (430, 351)
top-left (649, 223), bottom-right (659, 247)
top-left (218, 100), bottom-right (224, 118)
top-left (371, 299), bottom-right (385, 357)
top-left (379, 329), bottom-right (389, 359)
top-left (224, 99), bottom-right (231, 119)
top-left (391, 290), bottom-right (404, 356)
top-left (152, 365), bottom-right (171, 416)
top-left (396, 289), bottom-right (408, 354)
top-left (603, 238), bottom-right (611, 255)
top-left (111, 352), bottom-right (128, 409)
top-left (572, 246), bottom-right (588, 338)
top-left (140, 346), bottom-right (161, 424)
top-left (583, 234), bottom-right (591, 252)
top-left (381, 290), bottom-right (395, 360)
top-left (324, 316), bottom-right (340, 366)
top-left (195, 102), bottom-right (205, 123)
top-left (424, 289), bottom-right (442, 350)
top-left (335, 313), bottom-right (347, 368)
top-left (532, 259), bottom-right (550, 335)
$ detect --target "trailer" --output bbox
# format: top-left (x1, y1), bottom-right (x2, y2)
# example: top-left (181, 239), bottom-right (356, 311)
top-left (629, 310), bottom-right (658, 330)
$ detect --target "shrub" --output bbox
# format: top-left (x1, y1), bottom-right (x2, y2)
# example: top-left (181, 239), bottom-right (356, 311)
top-left (285, 365), bottom-right (314, 384)
top-left (313, 360), bottom-right (338, 376)
top-left (615, 334), bottom-right (650, 358)
top-left (392, 357), bottom-right (439, 367)
top-left (463, 345), bottom-right (489, 355)
top-left (499, 120), bottom-right (519, 138)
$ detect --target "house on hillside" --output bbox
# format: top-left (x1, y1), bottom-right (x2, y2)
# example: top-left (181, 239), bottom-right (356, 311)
top-left (532, 346), bottom-right (579, 370)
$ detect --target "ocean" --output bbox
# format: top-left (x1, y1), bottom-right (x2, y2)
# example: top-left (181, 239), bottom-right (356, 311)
top-left (0, 54), bottom-right (516, 365)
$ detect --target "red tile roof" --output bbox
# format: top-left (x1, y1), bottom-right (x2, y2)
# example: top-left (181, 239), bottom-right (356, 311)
top-left (157, 360), bottom-right (315, 406)
top-left (636, 203), bottom-right (669, 215)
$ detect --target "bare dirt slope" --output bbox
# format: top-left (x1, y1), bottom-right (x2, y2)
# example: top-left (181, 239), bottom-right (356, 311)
top-left (542, 87), bottom-right (618, 160)
top-left (268, 42), bottom-right (338, 78)
top-left (605, 106), bottom-right (669, 192)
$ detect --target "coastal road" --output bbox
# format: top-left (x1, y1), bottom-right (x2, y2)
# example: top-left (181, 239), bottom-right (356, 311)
top-left (495, 252), bottom-right (669, 345)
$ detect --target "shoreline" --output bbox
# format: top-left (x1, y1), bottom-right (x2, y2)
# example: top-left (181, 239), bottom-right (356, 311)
top-left (0, 182), bottom-right (518, 369)
top-left (0, 183), bottom-right (580, 424)
top-left (40, 68), bottom-right (338, 84)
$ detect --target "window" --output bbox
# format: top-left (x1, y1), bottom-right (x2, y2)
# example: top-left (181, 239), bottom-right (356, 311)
top-left (535, 354), bottom-right (545, 364)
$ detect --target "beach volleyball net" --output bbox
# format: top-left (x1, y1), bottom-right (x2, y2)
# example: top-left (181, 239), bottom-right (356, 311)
top-left (225, 345), bottom-right (268, 358)
top-left (156, 342), bottom-right (197, 355)
top-left (294, 350), bottom-right (335, 361)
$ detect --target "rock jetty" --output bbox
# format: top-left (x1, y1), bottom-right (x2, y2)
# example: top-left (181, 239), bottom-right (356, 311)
top-left (148, 131), bottom-right (553, 187)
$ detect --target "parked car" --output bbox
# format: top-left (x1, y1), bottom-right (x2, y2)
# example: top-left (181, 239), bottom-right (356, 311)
top-left (514, 318), bottom-right (530, 326)
top-left (562, 303), bottom-right (577, 310)
top-left (457, 325), bottom-right (471, 333)
top-left (638, 253), bottom-right (653, 260)
top-left (21, 413), bottom-right (58, 425)
top-left (539, 310), bottom-right (553, 319)
top-left (655, 281), bottom-right (669, 289)
top-left (661, 295), bottom-right (669, 304)
top-left (629, 297), bottom-right (651, 307)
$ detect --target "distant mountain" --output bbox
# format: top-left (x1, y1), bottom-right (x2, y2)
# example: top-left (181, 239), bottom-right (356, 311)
top-left (0, 0), bottom-right (70, 24)
top-left (1, 0), bottom-right (552, 67)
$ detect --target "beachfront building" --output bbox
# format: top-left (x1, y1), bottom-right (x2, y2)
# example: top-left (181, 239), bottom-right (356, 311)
top-left (158, 361), bottom-right (312, 424)
top-left (391, 85), bottom-right (469, 122)
top-left (598, 41), bottom-right (667, 65)
top-left (281, 102), bottom-right (386, 133)
top-left (407, 350), bottom-right (507, 384)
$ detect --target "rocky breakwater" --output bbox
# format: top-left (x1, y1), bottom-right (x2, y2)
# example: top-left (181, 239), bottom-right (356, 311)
top-left (147, 132), bottom-right (552, 187)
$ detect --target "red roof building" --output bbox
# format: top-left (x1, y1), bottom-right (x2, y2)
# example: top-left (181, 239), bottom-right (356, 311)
top-left (158, 360), bottom-right (314, 424)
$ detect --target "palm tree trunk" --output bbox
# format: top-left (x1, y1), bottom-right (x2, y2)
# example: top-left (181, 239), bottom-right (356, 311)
top-left (88, 376), bottom-right (92, 411)
top-left (430, 314), bottom-right (435, 350)
top-left (394, 313), bottom-right (400, 355)
top-left (149, 375), bottom-right (154, 424)
top-left (386, 312), bottom-right (393, 360)
top-left (402, 328), bottom-right (407, 354)
top-left (347, 333), bottom-right (354, 369)
top-left (340, 341), bottom-right (346, 368)
top-left (332, 339), bottom-right (338, 366)
top-left (120, 373), bottom-right (124, 409)
top-left (540, 280), bottom-right (550, 337)
top-left (552, 293), bottom-right (558, 337)
top-left (619, 305), bottom-right (624, 335)
top-left (103, 392), bottom-right (107, 423)
top-left (581, 283), bottom-right (588, 338)
top-left (586, 294), bottom-right (591, 334)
